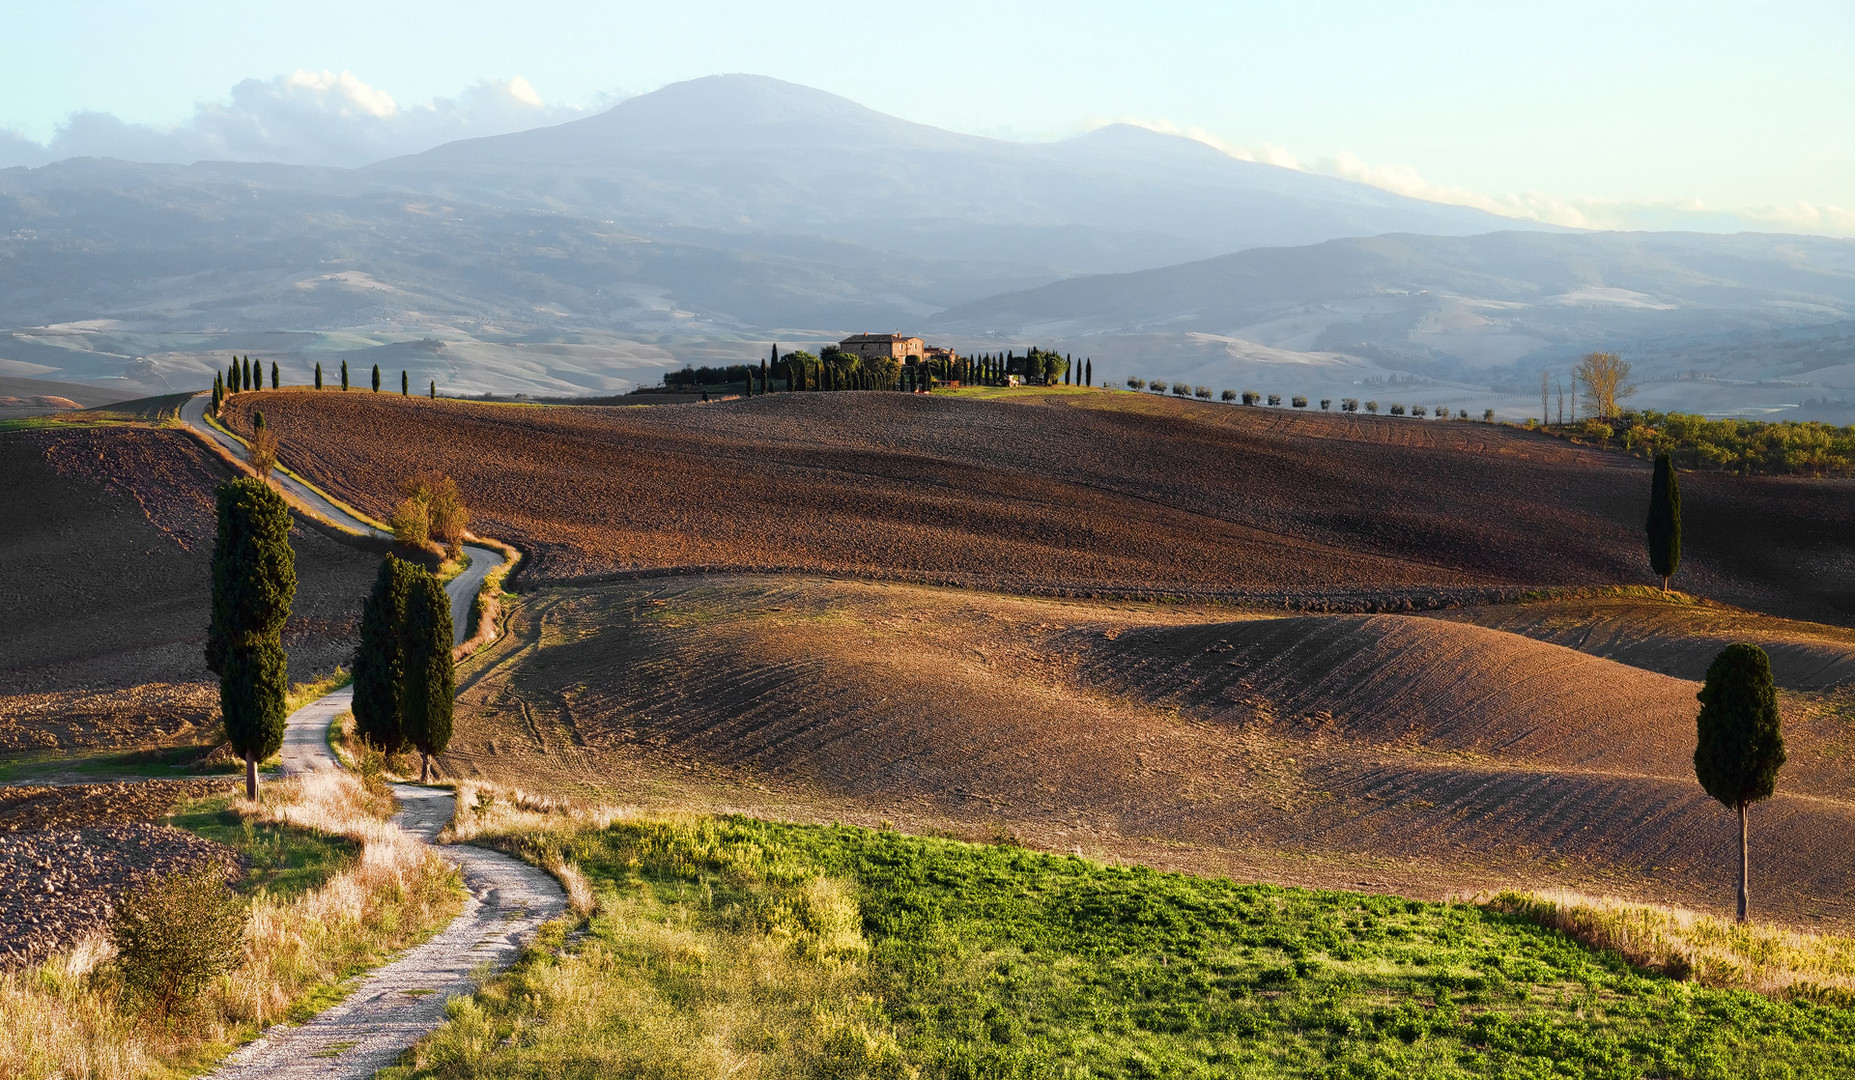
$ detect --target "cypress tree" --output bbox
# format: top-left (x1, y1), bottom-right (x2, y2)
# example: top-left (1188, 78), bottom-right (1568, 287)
top-left (1647, 452), bottom-right (1681, 592)
top-left (228, 360), bottom-right (239, 393)
top-left (243, 356), bottom-right (253, 391)
top-left (1086, 359), bottom-right (1093, 387)
top-left (352, 555), bottom-right (419, 753)
top-left (315, 362), bottom-right (323, 390)
top-left (401, 369), bottom-right (409, 396)
top-left (769, 344), bottom-right (778, 390)
top-left (271, 361), bottom-right (279, 389)
top-left (207, 478), bottom-right (296, 798)
top-left (341, 360), bottom-right (350, 391)
top-left (371, 364), bottom-right (381, 393)
top-left (761, 358), bottom-right (770, 394)
top-left (1694, 643), bottom-right (1786, 922)
top-left (400, 570), bottom-right (455, 782)
top-left (430, 380), bottom-right (436, 399)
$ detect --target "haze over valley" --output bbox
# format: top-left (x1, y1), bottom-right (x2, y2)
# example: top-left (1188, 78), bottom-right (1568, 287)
top-left (5, 74), bottom-right (1851, 416)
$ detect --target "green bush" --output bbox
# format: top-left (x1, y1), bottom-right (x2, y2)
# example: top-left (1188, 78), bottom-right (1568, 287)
top-left (108, 864), bottom-right (247, 1016)
top-left (1292, 395), bottom-right (1308, 408)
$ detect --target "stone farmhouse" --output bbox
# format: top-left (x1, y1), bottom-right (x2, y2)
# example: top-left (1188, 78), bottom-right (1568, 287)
top-left (838, 333), bottom-right (957, 364)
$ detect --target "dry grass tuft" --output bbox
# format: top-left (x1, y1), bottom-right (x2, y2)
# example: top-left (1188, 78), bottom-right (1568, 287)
top-left (1485, 889), bottom-right (1855, 998)
top-left (0, 770), bottom-right (462, 1080)
top-left (447, 781), bottom-right (618, 918)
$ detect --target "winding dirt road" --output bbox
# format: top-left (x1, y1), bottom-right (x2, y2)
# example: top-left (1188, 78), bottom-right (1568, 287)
top-left (180, 393), bottom-right (566, 1079)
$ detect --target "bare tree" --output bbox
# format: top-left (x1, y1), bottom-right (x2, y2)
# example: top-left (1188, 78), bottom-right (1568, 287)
top-left (1576, 352), bottom-right (1635, 419)
top-left (246, 412), bottom-right (279, 478)
top-left (1556, 380), bottom-right (1566, 426)
top-left (1540, 371), bottom-right (1549, 424)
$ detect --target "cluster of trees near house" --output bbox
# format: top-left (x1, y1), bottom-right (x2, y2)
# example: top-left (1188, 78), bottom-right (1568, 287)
top-left (661, 345), bottom-right (1097, 394)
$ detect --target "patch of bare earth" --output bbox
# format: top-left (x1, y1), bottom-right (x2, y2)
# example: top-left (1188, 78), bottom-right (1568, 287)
top-left (440, 576), bottom-right (1855, 931)
top-left (0, 426), bottom-right (381, 754)
top-left (227, 389), bottom-right (1855, 623)
top-left (0, 780), bottom-right (239, 968)
top-left (1424, 594), bottom-right (1855, 689)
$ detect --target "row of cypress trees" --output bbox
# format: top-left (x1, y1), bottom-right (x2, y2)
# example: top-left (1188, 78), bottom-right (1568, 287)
top-left (352, 555), bottom-right (455, 781)
top-left (215, 358), bottom-right (439, 399)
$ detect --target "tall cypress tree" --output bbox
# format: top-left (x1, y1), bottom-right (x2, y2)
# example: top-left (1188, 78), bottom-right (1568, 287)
top-left (430, 379), bottom-right (436, 399)
top-left (352, 555), bottom-right (419, 753)
top-left (1647, 452), bottom-right (1681, 591)
top-left (341, 360), bottom-right (350, 391)
top-left (400, 570), bottom-right (455, 782)
top-left (401, 369), bottom-right (409, 396)
top-left (271, 361), bottom-right (279, 389)
top-left (207, 478), bottom-right (296, 798)
top-left (243, 356), bottom-right (253, 391)
top-left (1694, 643), bottom-right (1785, 922)
top-left (372, 364), bottom-right (381, 393)
top-left (769, 343), bottom-right (778, 390)
top-left (1086, 359), bottom-right (1093, 387)
top-left (761, 358), bottom-right (770, 394)
top-left (315, 362), bottom-right (323, 390)
top-left (228, 360), bottom-right (239, 393)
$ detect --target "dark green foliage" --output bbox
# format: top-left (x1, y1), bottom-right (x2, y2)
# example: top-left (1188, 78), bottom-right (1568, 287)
top-left (1085, 358), bottom-right (1092, 386)
top-left (1646, 452), bottom-right (1681, 588)
top-left (108, 863), bottom-right (246, 1016)
top-left (523, 816), bottom-right (1855, 1079)
top-left (400, 570), bottom-right (454, 779)
top-left (341, 359), bottom-right (350, 390)
top-left (242, 356), bottom-right (253, 391)
top-left (430, 379), bottom-right (436, 399)
top-left (270, 361), bottom-right (279, 389)
top-left (1695, 642), bottom-right (1785, 921)
top-left (208, 478), bottom-right (295, 795)
top-left (221, 636), bottom-right (288, 767)
top-left (402, 369), bottom-right (409, 396)
top-left (1695, 644), bottom-right (1784, 809)
top-left (353, 555), bottom-right (421, 754)
top-left (315, 362), bottom-right (323, 390)
top-left (206, 479), bottom-right (296, 676)
top-left (372, 364), bottom-right (381, 393)
top-left (228, 360), bottom-right (240, 393)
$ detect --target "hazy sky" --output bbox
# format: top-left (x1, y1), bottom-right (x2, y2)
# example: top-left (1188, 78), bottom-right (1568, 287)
top-left (3, 0), bottom-right (1851, 233)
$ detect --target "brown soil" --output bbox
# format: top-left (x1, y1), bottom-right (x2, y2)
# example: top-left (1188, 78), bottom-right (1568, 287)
top-left (441, 575), bottom-right (1855, 930)
top-left (1424, 594), bottom-right (1855, 690)
top-left (0, 426), bottom-right (381, 753)
top-left (225, 389), bottom-right (1855, 625)
top-left (0, 781), bottom-right (239, 968)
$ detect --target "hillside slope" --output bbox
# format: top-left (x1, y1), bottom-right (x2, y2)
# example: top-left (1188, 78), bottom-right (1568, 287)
top-left (444, 576), bottom-right (1855, 928)
top-left (226, 388), bottom-right (1855, 624)
top-left (0, 426), bottom-right (379, 753)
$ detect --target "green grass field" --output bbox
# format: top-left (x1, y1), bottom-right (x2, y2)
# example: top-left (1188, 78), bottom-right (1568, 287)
top-left (172, 794), bottom-right (361, 900)
top-left (388, 813), bottom-right (1855, 1079)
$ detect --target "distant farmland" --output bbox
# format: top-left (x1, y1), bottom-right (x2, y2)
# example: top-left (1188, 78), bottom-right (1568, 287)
top-left (228, 388), bottom-right (1855, 623)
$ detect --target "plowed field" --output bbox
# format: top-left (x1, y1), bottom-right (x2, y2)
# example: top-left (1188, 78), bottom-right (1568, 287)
top-left (0, 427), bottom-right (381, 752)
top-left (443, 575), bottom-right (1855, 929)
top-left (224, 389), bottom-right (1855, 624)
top-left (1425, 593), bottom-right (1855, 690)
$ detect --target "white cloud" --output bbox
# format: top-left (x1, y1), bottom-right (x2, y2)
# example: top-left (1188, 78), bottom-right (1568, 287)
top-left (1117, 120), bottom-right (1855, 239)
top-left (0, 71), bottom-right (604, 169)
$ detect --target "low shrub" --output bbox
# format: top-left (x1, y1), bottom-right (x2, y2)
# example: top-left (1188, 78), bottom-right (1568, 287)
top-left (1483, 409), bottom-right (1496, 421)
top-left (108, 865), bottom-right (247, 1016)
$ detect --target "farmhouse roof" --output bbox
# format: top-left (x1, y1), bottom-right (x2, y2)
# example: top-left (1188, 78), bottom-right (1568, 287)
top-left (841, 333), bottom-right (917, 344)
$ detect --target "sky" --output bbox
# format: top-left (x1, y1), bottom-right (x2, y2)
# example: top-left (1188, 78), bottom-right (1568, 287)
top-left (2, 0), bottom-right (1851, 234)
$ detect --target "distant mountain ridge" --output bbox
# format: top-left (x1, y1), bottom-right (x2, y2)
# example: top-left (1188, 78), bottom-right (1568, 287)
top-left (1, 74), bottom-right (1850, 415)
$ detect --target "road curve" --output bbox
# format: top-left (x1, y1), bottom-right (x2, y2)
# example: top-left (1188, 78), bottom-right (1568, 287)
top-left (180, 393), bottom-right (560, 1078)
top-left (179, 392), bottom-right (500, 645)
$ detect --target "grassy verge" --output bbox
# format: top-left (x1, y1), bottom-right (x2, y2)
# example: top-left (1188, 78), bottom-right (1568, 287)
top-left (0, 770), bottom-right (464, 1080)
top-left (386, 790), bottom-right (1855, 1079)
top-left (286, 666), bottom-right (352, 715)
top-left (0, 743), bottom-right (237, 784)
